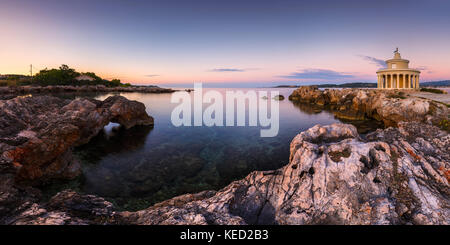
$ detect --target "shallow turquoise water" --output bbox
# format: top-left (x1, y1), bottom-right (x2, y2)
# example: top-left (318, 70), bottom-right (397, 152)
top-left (68, 88), bottom-right (379, 210)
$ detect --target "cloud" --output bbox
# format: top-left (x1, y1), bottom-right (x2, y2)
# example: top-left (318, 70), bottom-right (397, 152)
top-left (412, 66), bottom-right (432, 74)
top-left (414, 66), bottom-right (428, 71)
top-left (359, 55), bottom-right (387, 68)
top-left (279, 69), bottom-right (355, 80)
top-left (145, 74), bottom-right (160, 77)
top-left (208, 68), bottom-right (246, 72)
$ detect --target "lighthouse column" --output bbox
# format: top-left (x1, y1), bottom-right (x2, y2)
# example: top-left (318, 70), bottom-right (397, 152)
top-left (406, 74), bottom-right (409, 88)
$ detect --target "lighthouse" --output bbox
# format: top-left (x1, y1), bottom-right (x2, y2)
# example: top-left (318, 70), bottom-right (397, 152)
top-left (376, 49), bottom-right (420, 89)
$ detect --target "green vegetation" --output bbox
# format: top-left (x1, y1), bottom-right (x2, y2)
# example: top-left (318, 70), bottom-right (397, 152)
top-left (420, 87), bottom-right (446, 94)
top-left (0, 64), bottom-right (130, 87)
top-left (33, 64), bottom-right (79, 85)
top-left (418, 97), bottom-right (449, 108)
top-left (328, 147), bottom-right (351, 162)
top-left (438, 119), bottom-right (449, 132)
top-left (0, 74), bottom-right (33, 87)
top-left (387, 91), bottom-right (407, 99)
top-left (433, 100), bottom-right (450, 108)
top-left (0, 80), bottom-right (31, 87)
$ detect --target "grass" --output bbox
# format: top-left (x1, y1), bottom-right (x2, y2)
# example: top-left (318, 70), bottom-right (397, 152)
top-left (420, 87), bottom-right (446, 94)
top-left (0, 79), bottom-right (32, 87)
top-left (387, 91), bottom-right (407, 99)
top-left (417, 96), bottom-right (450, 108)
top-left (435, 100), bottom-right (450, 108)
top-left (438, 119), bottom-right (450, 132)
top-left (328, 147), bottom-right (351, 162)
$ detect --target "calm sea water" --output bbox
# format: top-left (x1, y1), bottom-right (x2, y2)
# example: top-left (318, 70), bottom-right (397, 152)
top-left (49, 88), bottom-right (380, 210)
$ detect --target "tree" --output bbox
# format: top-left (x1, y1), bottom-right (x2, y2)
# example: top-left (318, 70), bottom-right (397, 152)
top-left (34, 64), bottom-right (79, 86)
top-left (33, 64), bottom-right (125, 87)
top-left (110, 79), bottom-right (122, 87)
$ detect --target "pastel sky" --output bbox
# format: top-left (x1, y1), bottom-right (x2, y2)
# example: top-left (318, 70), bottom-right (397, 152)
top-left (1, 0), bottom-right (450, 87)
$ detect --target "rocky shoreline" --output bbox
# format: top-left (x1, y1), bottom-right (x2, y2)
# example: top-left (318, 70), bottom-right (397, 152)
top-left (289, 86), bottom-right (449, 130)
top-left (0, 85), bottom-right (176, 100)
top-left (0, 95), bottom-right (153, 224)
top-left (117, 122), bottom-right (449, 225)
top-left (0, 88), bottom-right (449, 225)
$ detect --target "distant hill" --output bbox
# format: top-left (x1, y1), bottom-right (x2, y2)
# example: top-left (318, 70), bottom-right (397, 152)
top-left (0, 74), bottom-right (30, 79)
top-left (276, 80), bottom-right (450, 88)
top-left (275, 82), bottom-right (377, 88)
top-left (421, 80), bottom-right (450, 87)
top-left (316, 82), bottom-right (377, 88)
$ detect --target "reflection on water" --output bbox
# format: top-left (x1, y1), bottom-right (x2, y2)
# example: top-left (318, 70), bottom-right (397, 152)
top-left (290, 101), bottom-right (384, 134)
top-left (47, 88), bottom-right (382, 211)
top-left (44, 91), bottom-right (122, 100)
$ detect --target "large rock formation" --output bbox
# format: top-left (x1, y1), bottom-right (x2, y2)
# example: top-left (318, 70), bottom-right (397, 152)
top-left (289, 86), bottom-right (449, 130)
top-left (3, 122), bottom-right (449, 225)
top-left (6, 190), bottom-right (115, 225)
top-left (0, 95), bottom-right (153, 184)
top-left (0, 95), bottom-right (153, 224)
top-left (113, 122), bottom-right (448, 225)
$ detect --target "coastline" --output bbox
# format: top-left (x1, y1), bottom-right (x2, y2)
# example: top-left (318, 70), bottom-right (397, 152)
top-left (289, 86), bottom-right (449, 130)
top-left (0, 85), bottom-right (178, 100)
top-left (0, 87), bottom-right (448, 225)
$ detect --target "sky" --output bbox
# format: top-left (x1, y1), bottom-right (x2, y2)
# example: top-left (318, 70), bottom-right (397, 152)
top-left (1, 0), bottom-right (450, 87)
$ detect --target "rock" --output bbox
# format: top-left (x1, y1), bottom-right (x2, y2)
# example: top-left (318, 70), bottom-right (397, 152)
top-left (116, 191), bottom-right (246, 225)
top-left (115, 122), bottom-right (449, 225)
top-left (102, 96), bottom-right (154, 129)
top-left (0, 85), bottom-right (175, 99)
top-left (0, 95), bottom-right (154, 224)
top-left (47, 190), bottom-right (114, 217)
top-left (0, 95), bottom-right (153, 185)
top-left (288, 85), bottom-right (318, 101)
top-left (289, 86), bottom-right (449, 130)
top-left (0, 157), bottom-right (41, 224)
top-left (273, 95), bottom-right (285, 101)
top-left (6, 190), bottom-right (114, 225)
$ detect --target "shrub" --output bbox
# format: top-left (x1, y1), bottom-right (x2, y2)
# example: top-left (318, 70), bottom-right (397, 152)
top-left (420, 87), bottom-right (446, 94)
top-left (438, 119), bottom-right (449, 132)
top-left (32, 64), bottom-right (127, 87)
top-left (387, 93), bottom-right (406, 99)
top-left (34, 64), bottom-right (80, 86)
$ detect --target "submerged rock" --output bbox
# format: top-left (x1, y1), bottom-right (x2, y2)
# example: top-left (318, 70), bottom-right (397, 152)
top-left (115, 122), bottom-right (449, 225)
